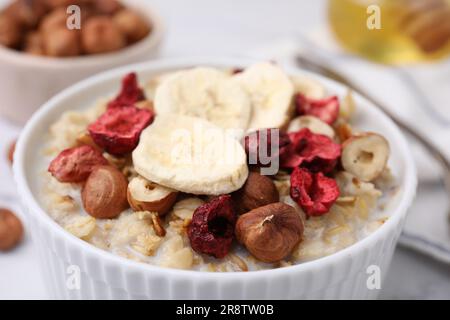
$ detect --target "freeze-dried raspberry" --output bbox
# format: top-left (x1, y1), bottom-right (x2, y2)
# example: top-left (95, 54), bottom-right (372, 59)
top-left (243, 128), bottom-right (291, 167)
top-left (48, 145), bottom-right (109, 183)
top-left (107, 72), bottom-right (146, 109)
top-left (188, 195), bottom-right (236, 259)
top-left (280, 128), bottom-right (341, 173)
top-left (290, 167), bottom-right (340, 217)
top-left (296, 93), bottom-right (339, 125)
top-left (88, 105), bottom-right (154, 155)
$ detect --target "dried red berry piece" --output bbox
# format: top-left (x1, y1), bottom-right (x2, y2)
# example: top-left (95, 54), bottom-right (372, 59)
top-left (107, 72), bottom-right (146, 109)
top-left (48, 145), bottom-right (109, 183)
top-left (295, 93), bottom-right (339, 125)
top-left (280, 128), bottom-right (341, 173)
top-left (88, 105), bottom-right (154, 155)
top-left (290, 167), bottom-right (340, 217)
top-left (243, 128), bottom-right (291, 167)
top-left (188, 195), bottom-right (237, 259)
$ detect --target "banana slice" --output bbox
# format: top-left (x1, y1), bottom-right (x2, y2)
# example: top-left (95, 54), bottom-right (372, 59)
top-left (132, 114), bottom-right (249, 195)
top-left (291, 75), bottom-right (326, 99)
top-left (341, 133), bottom-right (390, 182)
top-left (234, 62), bottom-right (295, 130)
top-left (154, 67), bottom-right (251, 131)
top-left (127, 176), bottom-right (178, 216)
top-left (287, 115), bottom-right (335, 138)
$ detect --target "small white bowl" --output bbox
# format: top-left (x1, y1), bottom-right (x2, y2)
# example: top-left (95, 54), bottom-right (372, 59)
top-left (13, 57), bottom-right (417, 300)
top-left (0, 0), bottom-right (164, 124)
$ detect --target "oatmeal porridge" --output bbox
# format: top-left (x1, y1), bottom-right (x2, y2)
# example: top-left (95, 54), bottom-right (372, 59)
top-left (39, 63), bottom-right (397, 272)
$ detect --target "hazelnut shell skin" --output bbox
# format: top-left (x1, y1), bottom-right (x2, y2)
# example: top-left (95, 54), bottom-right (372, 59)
top-left (127, 188), bottom-right (178, 216)
top-left (81, 17), bottom-right (126, 54)
top-left (235, 202), bottom-right (304, 263)
top-left (82, 165), bottom-right (129, 219)
top-left (232, 171), bottom-right (279, 214)
top-left (0, 209), bottom-right (23, 251)
top-left (113, 9), bottom-right (150, 43)
top-left (0, 15), bottom-right (23, 48)
top-left (43, 28), bottom-right (81, 57)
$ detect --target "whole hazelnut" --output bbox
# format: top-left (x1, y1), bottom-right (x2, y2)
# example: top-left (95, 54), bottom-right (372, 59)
top-left (113, 9), bottom-right (150, 43)
top-left (232, 171), bottom-right (279, 214)
top-left (24, 32), bottom-right (44, 55)
top-left (5, 0), bottom-right (48, 29)
top-left (39, 8), bottom-right (68, 34)
top-left (43, 28), bottom-right (81, 57)
top-left (94, 0), bottom-right (123, 15)
top-left (0, 14), bottom-right (23, 48)
top-left (45, 0), bottom-right (90, 10)
top-left (81, 16), bottom-right (126, 54)
top-left (82, 165), bottom-right (129, 219)
top-left (0, 209), bottom-right (24, 251)
top-left (235, 202), bottom-right (303, 263)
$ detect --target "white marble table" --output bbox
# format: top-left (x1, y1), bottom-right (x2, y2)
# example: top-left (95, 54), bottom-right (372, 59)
top-left (0, 0), bottom-right (449, 299)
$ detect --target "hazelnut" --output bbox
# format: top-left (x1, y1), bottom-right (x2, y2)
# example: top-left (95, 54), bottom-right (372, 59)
top-left (39, 8), bottom-right (68, 34)
top-left (127, 176), bottom-right (178, 216)
top-left (341, 133), bottom-right (390, 182)
top-left (7, 139), bottom-right (16, 165)
top-left (82, 165), bottom-right (129, 219)
top-left (5, 0), bottom-right (48, 29)
top-left (0, 209), bottom-right (24, 251)
top-left (113, 9), bottom-right (150, 43)
top-left (81, 16), bottom-right (126, 54)
top-left (45, 0), bottom-right (90, 10)
top-left (235, 203), bottom-right (303, 263)
top-left (93, 0), bottom-right (123, 15)
top-left (24, 31), bottom-right (44, 55)
top-left (0, 14), bottom-right (23, 48)
top-left (232, 171), bottom-right (279, 214)
top-left (43, 28), bottom-right (81, 57)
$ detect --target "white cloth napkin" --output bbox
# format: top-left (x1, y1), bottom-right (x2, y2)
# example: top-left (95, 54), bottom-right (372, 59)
top-left (247, 35), bottom-right (450, 264)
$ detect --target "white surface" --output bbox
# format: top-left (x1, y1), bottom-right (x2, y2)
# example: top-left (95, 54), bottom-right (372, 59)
top-left (0, 0), bottom-right (449, 299)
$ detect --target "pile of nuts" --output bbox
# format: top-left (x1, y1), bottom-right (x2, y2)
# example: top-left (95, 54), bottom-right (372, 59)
top-left (47, 69), bottom-right (391, 266)
top-left (0, 0), bottom-right (151, 57)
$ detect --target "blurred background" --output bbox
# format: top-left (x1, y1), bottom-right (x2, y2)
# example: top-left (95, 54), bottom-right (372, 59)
top-left (0, 0), bottom-right (449, 299)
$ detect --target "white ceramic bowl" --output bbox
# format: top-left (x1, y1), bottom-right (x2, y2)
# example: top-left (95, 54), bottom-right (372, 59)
top-left (13, 57), bottom-right (417, 300)
top-left (0, 0), bottom-right (164, 124)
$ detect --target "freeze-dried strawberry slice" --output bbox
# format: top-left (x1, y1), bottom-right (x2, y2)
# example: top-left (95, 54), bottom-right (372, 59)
top-left (290, 167), bottom-right (340, 217)
top-left (188, 195), bottom-right (236, 259)
top-left (48, 145), bottom-right (109, 183)
top-left (107, 72), bottom-right (146, 109)
top-left (295, 93), bottom-right (339, 125)
top-left (280, 128), bottom-right (341, 173)
top-left (243, 128), bottom-right (291, 167)
top-left (88, 105), bottom-right (154, 155)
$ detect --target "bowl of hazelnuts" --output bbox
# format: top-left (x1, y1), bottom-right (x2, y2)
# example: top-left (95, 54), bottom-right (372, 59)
top-left (0, 0), bottom-right (164, 124)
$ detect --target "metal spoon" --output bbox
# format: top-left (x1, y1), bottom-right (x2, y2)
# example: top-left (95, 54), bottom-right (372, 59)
top-left (295, 54), bottom-right (450, 218)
